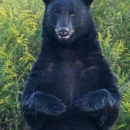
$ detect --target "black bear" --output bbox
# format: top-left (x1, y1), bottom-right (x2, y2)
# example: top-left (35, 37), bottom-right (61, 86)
top-left (21, 0), bottom-right (121, 129)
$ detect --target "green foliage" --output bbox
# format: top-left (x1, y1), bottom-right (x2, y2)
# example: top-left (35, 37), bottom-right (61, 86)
top-left (0, 0), bottom-right (43, 129)
top-left (93, 0), bottom-right (130, 129)
top-left (92, 0), bottom-right (130, 49)
top-left (98, 31), bottom-right (130, 129)
top-left (0, 0), bottom-right (129, 129)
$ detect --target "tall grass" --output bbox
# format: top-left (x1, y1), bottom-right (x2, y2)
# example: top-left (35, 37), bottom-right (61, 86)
top-left (0, 0), bottom-right (43, 129)
top-left (0, 0), bottom-right (130, 129)
top-left (93, 0), bottom-right (130, 129)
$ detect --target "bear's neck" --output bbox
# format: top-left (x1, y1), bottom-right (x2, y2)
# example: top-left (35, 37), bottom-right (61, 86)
top-left (40, 31), bottom-right (101, 62)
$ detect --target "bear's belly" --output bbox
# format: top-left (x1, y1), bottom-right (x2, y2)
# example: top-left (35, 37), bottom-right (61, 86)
top-left (42, 61), bottom-right (90, 108)
top-left (51, 62), bottom-right (88, 108)
top-left (43, 116), bottom-right (97, 130)
top-left (55, 75), bottom-right (77, 108)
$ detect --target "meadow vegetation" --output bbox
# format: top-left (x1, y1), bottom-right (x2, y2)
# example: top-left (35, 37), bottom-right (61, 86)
top-left (0, 0), bottom-right (130, 129)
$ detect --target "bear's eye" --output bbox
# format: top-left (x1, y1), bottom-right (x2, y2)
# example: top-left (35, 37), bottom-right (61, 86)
top-left (70, 10), bottom-right (76, 17)
top-left (54, 10), bottom-right (61, 16)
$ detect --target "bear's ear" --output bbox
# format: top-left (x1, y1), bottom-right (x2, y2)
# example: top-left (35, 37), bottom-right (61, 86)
top-left (83, 0), bottom-right (93, 6)
top-left (42, 0), bottom-right (51, 5)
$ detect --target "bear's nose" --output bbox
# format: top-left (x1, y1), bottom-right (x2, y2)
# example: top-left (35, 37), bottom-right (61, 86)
top-left (58, 27), bottom-right (69, 37)
top-left (59, 30), bottom-right (68, 35)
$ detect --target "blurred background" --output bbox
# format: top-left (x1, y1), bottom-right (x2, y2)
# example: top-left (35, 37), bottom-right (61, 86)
top-left (0, 0), bottom-right (129, 129)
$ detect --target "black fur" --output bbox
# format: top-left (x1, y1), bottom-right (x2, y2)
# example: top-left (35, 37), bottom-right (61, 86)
top-left (21, 0), bottom-right (121, 129)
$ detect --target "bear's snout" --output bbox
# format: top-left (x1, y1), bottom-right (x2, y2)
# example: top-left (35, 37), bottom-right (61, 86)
top-left (55, 27), bottom-right (74, 40)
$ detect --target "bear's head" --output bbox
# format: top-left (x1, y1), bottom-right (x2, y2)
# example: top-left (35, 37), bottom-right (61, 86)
top-left (42, 0), bottom-right (95, 43)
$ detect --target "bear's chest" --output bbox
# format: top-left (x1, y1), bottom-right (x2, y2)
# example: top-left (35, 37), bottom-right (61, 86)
top-left (57, 62), bottom-right (78, 106)
top-left (44, 60), bottom-right (90, 107)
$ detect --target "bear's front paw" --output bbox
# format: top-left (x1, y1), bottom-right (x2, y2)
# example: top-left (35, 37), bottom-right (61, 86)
top-left (74, 89), bottom-right (110, 114)
top-left (74, 94), bottom-right (97, 113)
top-left (39, 92), bottom-right (67, 116)
top-left (22, 91), bottom-right (66, 116)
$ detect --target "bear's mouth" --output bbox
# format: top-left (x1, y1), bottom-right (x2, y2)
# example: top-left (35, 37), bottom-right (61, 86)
top-left (58, 35), bottom-right (70, 40)
top-left (55, 28), bottom-right (74, 41)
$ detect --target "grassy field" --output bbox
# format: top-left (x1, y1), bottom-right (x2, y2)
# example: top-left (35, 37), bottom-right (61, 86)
top-left (0, 0), bottom-right (130, 129)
